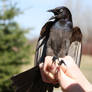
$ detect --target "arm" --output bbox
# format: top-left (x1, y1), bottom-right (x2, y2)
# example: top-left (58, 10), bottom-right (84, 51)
top-left (57, 56), bottom-right (92, 92)
top-left (39, 56), bottom-right (92, 92)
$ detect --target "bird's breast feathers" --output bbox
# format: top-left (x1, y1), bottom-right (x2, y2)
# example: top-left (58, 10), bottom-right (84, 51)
top-left (51, 20), bottom-right (72, 33)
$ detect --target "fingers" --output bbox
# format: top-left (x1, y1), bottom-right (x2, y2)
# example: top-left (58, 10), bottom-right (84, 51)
top-left (57, 66), bottom-right (66, 81)
top-left (60, 63), bottom-right (67, 73)
top-left (39, 56), bottom-right (67, 83)
top-left (39, 63), bottom-right (52, 83)
top-left (43, 56), bottom-right (58, 77)
top-left (44, 56), bottom-right (58, 83)
top-left (43, 56), bottom-right (53, 76)
top-left (39, 56), bottom-right (74, 84)
top-left (39, 61), bottom-right (58, 84)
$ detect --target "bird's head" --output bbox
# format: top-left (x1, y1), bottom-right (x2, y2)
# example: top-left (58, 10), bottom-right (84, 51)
top-left (48, 6), bottom-right (72, 21)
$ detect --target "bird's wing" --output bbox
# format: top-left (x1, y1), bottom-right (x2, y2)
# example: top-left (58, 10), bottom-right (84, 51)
top-left (34, 21), bottom-right (54, 65)
top-left (33, 21), bottom-right (55, 92)
top-left (68, 27), bottom-right (82, 67)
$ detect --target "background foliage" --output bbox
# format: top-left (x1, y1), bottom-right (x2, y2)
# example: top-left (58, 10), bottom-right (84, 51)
top-left (0, 0), bottom-right (31, 91)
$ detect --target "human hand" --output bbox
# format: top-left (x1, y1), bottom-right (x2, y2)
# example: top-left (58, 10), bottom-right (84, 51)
top-left (39, 56), bottom-right (58, 84)
top-left (39, 56), bottom-right (92, 92)
top-left (57, 56), bottom-right (92, 92)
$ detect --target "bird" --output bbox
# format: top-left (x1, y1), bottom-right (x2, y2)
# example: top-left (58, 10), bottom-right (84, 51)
top-left (11, 6), bottom-right (82, 92)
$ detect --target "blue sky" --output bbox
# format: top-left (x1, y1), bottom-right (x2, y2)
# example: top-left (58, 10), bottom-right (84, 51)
top-left (14, 0), bottom-right (92, 39)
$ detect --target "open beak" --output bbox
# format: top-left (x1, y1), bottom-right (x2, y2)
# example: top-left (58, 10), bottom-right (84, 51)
top-left (49, 16), bottom-right (55, 20)
top-left (47, 9), bottom-right (58, 20)
top-left (49, 15), bottom-right (58, 20)
top-left (48, 9), bottom-right (56, 20)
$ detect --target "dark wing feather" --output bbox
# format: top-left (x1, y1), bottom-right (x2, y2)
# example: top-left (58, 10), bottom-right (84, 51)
top-left (34, 21), bottom-right (54, 65)
top-left (34, 21), bottom-right (55, 92)
top-left (11, 65), bottom-right (47, 92)
top-left (68, 27), bottom-right (82, 67)
top-left (11, 66), bottom-right (41, 92)
top-left (11, 21), bottom-right (54, 92)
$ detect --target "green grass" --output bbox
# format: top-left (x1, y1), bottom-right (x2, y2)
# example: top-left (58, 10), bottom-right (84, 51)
top-left (80, 55), bottom-right (92, 83)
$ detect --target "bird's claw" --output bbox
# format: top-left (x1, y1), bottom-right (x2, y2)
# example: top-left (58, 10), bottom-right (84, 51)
top-left (52, 56), bottom-right (66, 66)
top-left (52, 56), bottom-right (58, 63)
top-left (58, 59), bottom-right (66, 65)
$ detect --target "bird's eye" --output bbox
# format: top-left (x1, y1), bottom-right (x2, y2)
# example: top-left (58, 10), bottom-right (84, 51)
top-left (60, 9), bottom-right (63, 13)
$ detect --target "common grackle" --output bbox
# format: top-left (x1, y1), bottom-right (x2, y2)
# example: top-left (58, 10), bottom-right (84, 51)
top-left (11, 6), bottom-right (82, 92)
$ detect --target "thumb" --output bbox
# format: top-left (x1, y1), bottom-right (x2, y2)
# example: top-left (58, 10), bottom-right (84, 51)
top-left (57, 67), bottom-right (76, 90)
top-left (57, 66), bottom-right (66, 82)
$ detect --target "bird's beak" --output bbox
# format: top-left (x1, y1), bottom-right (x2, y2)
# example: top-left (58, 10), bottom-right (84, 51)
top-left (47, 9), bottom-right (57, 20)
top-left (49, 16), bottom-right (55, 20)
top-left (47, 9), bottom-right (55, 13)
top-left (49, 15), bottom-right (57, 20)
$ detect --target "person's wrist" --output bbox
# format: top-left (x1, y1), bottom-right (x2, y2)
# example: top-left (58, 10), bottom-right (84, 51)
top-left (79, 81), bottom-right (92, 92)
top-left (85, 84), bottom-right (92, 92)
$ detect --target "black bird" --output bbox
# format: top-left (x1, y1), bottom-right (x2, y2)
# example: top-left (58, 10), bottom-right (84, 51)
top-left (11, 6), bottom-right (82, 92)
